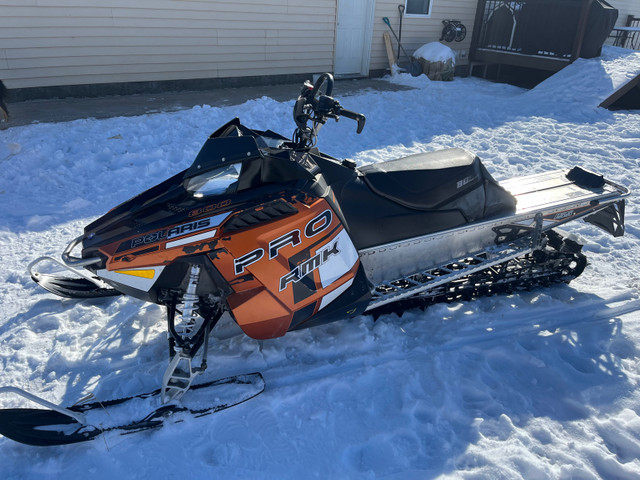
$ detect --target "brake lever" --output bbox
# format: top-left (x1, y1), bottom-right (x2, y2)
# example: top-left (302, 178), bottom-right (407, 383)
top-left (337, 107), bottom-right (366, 134)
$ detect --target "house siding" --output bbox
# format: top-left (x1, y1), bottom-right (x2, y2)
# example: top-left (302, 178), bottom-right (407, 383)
top-left (0, 0), bottom-right (336, 89)
top-left (0, 0), bottom-right (479, 93)
top-left (370, 0), bottom-right (478, 72)
top-left (609, 0), bottom-right (639, 27)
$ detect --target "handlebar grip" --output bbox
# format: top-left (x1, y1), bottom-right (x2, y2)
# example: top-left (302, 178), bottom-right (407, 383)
top-left (339, 108), bottom-right (366, 134)
top-left (311, 73), bottom-right (334, 98)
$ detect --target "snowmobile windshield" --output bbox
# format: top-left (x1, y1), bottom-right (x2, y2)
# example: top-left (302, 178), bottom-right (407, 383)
top-left (256, 134), bottom-right (286, 150)
top-left (185, 163), bottom-right (241, 198)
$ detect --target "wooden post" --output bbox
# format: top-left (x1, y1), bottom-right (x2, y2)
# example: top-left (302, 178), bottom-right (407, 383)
top-left (383, 32), bottom-right (397, 72)
top-left (571, 0), bottom-right (593, 62)
top-left (625, 14), bottom-right (635, 27)
top-left (469, 0), bottom-right (487, 63)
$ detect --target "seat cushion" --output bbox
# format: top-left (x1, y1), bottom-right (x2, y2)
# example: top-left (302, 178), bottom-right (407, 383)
top-left (357, 148), bottom-right (516, 223)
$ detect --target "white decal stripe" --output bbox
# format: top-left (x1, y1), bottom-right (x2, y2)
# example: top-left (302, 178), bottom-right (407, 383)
top-left (318, 229), bottom-right (359, 288)
top-left (319, 278), bottom-right (354, 311)
top-left (97, 266), bottom-right (165, 292)
top-left (166, 229), bottom-right (217, 249)
top-left (167, 212), bottom-right (231, 240)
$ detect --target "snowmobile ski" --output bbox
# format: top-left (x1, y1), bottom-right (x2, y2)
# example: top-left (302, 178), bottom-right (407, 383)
top-left (29, 272), bottom-right (122, 299)
top-left (28, 256), bottom-right (122, 299)
top-left (0, 373), bottom-right (264, 446)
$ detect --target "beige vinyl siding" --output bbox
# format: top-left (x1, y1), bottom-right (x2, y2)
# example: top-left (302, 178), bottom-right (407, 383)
top-left (370, 0), bottom-right (478, 72)
top-left (0, 0), bottom-right (336, 89)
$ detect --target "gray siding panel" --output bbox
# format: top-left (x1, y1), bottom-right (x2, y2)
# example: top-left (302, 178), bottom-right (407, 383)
top-left (371, 0), bottom-right (478, 72)
top-left (610, 0), bottom-right (638, 27)
top-left (0, 0), bottom-right (336, 88)
top-left (0, 0), bottom-right (481, 91)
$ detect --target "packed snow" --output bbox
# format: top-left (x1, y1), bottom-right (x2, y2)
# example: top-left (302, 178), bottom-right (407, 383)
top-left (413, 42), bottom-right (456, 64)
top-left (1, 45), bottom-right (640, 478)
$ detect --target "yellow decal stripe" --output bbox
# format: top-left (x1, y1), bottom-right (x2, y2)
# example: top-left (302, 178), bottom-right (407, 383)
top-left (114, 269), bottom-right (156, 279)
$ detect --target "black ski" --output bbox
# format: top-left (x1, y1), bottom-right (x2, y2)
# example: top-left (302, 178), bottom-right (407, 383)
top-left (0, 373), bottom-right (264, 446)
top-left (31, 272), bottom-right (122, 299)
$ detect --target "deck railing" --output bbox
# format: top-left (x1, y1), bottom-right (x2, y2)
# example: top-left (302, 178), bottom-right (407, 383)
top-left (611, 15), bottom-right (640, 50)
top-left (470, 0), bottom-right (593, 71)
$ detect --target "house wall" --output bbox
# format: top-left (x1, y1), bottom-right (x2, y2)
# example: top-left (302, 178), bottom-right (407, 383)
top-left (370, 0), bottom-right (478, 72)
top-left (0, 0), bottom-right (479, 95)
top-left (609, 0), bottom-right (639, 27)
top-left (0, 0), bottom-right (336, 90)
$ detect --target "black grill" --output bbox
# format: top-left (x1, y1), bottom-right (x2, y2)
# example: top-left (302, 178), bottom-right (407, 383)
top-left (224, 199), bottom-right (298, 232)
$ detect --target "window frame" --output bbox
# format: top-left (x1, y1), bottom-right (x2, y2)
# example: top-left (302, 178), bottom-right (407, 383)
top-left (403, 0), bottom-right (433, 18)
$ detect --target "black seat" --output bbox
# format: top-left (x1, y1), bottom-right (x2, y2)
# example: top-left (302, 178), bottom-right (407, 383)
top-left (358, 148), bottom-right (516, 221)
top-left (332, 148), bottom-right (516, 250)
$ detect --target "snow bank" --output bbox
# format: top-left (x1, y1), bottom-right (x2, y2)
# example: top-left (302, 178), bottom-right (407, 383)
top-left (525, 45), bottom-right (640, 108)
top-left (1, 47), bottom-right (640, 479)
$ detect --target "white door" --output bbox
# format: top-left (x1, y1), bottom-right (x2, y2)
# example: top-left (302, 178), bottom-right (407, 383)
top-left (334, 0), bottom-right (375, 76)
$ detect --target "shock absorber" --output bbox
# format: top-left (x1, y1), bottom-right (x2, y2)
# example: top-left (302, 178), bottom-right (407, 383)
top-left (175, 264), bottom-right (203, 339)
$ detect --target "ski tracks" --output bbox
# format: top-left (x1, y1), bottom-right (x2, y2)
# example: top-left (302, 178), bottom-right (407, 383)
top-left (433, 290), bottom-right (640, 352)
top-left (254, 288), bottom-right (640, 392)
top-left (209, 288), bottom-right (640, 477)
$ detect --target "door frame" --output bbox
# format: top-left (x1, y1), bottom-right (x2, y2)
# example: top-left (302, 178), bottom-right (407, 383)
top-left (333, 0), bottom-right (376, 77)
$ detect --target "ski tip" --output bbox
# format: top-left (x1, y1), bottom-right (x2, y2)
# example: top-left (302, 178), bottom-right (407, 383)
top-left (31, 273), bottom-right (122, 299)
top-left (0, 372), bottom-right (265, 447)
top-left (0, 408), bottom-right (101, 447)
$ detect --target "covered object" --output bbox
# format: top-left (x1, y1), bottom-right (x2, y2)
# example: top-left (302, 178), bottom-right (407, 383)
top-left (472, 0), bottom-right (619, 71)
top-left (514, 0), bottom-right (618, 59)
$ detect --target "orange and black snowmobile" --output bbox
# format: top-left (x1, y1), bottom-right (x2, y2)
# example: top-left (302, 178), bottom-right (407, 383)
top-left (0, 74), bottom-right (629, 445)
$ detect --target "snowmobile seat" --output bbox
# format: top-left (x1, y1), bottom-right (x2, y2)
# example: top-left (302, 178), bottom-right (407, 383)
top-left (358, 148), bottom-right (516, 221)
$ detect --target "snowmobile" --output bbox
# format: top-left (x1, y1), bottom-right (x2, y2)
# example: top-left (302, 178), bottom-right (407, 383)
top-left (0, 73), bottom-right (629, 446)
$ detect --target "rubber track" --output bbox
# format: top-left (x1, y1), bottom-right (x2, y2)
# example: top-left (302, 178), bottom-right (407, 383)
top-left (367, 233), bottom-right (587, 318)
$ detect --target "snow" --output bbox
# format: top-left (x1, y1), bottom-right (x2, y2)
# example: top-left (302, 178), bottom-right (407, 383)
top-left (527, 47), bottom-right (640, 109)
top-left (412, 42), bottom-right (456, 64)
top-left (1, 45), bottom-right (640, 478)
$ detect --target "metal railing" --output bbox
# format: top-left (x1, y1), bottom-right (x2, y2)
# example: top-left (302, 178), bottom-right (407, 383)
top-left (611, 15), bottom-right (640, 50)
top-left (470, 0), bottom-right (594, 70)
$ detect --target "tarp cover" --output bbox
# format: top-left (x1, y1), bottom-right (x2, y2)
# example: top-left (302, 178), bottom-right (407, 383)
top-left (481, 0), bottom-right (618, 59)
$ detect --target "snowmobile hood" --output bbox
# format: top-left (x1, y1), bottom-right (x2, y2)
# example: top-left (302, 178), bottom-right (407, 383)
top-left (79, 120), bottom-right (318, 264)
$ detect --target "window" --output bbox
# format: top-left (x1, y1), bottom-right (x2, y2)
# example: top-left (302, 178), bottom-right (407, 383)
top-left (405, 0), bottom-right (432, 16)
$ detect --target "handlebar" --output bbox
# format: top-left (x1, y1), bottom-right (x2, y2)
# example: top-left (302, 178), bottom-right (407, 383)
top-left (292, 73), bottom-right (366, 147)
top-left (310, 73), bottom-right (334, 98)
top-left (338, 107), bottom-right (366, 134)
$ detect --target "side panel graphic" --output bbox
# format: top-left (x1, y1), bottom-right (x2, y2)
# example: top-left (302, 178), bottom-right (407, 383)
top-left (211, 198), bottom-right (361, 339)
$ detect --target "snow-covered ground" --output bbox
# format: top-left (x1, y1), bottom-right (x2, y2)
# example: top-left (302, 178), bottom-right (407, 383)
top-left (1, 46), bottom-right (640, 478)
